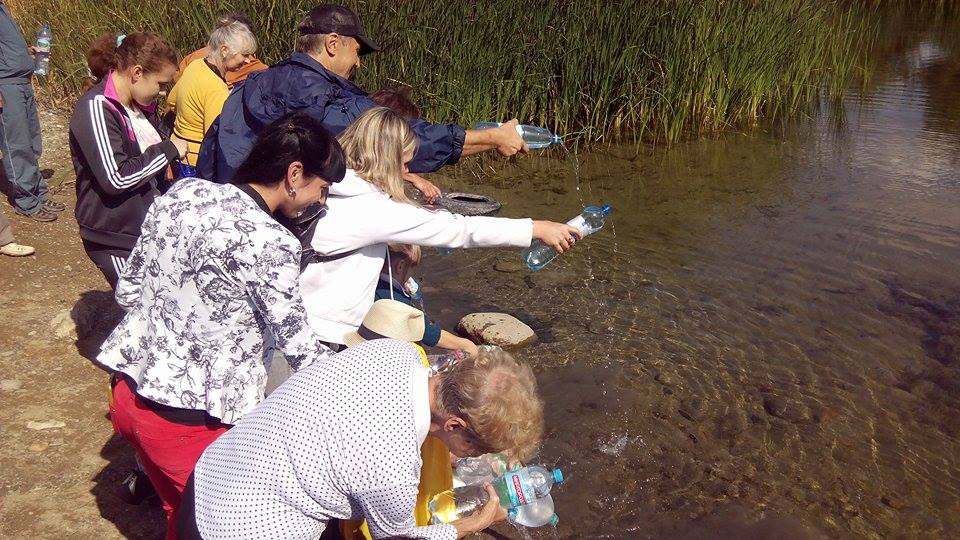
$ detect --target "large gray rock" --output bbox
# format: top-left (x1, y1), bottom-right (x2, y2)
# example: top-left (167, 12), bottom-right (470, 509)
top-left (457, 313), bottom-right (537, 348)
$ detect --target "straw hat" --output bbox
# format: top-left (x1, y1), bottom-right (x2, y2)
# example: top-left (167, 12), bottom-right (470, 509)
top-left (344, 299), bottom-right (426, 347)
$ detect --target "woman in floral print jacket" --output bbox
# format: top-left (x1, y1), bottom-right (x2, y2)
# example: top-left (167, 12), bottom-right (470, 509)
top-left (97, 112), bottom-right (345, 539)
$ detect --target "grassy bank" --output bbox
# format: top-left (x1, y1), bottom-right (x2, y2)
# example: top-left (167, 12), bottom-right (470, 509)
top-left (12, 0), bottom-right (885, 143)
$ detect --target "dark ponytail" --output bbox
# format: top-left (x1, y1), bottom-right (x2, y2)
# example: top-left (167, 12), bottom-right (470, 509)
top-left (85, 31), bottom-right (178, 81)
top-left (232, 112), bottom-right (347, 186)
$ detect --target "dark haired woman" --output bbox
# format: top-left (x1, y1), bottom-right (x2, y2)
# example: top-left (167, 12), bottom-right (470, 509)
top-left (70, 32), bottom-right (189, 289)
top-left (97, 112), bottom-right (344, 538)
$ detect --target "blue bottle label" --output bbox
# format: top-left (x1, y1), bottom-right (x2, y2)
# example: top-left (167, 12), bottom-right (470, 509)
top-left (500, 469), bottom-right (537, 507)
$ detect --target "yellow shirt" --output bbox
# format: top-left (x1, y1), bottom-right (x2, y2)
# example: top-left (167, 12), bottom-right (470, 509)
top-left (167, 59), bottom-right (229, 165)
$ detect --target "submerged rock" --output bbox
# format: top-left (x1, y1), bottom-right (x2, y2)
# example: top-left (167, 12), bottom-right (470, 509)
top-left (493, 260), bottom-right (526, 273)
top-left (457, 313), bottom-right (537, 348)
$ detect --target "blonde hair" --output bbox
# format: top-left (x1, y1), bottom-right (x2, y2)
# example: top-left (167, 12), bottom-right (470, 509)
top-left (435, 349), bottom-right (544, 462)
top-left (388, 243), bottom-right (421, 266)
top-left (337, 107), bottom-right (417, 204)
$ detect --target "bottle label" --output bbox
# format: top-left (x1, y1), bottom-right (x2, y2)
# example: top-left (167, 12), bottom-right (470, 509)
top-left (565, 215), bottom-right (588, 235)
top-left (36, 38), bottom-right (51, 52)
top-left (500, 469), bottom-right (536, 507)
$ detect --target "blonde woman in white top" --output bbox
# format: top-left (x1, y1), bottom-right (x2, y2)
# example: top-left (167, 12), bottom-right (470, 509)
top-left (298, 107), bottom-right (580, 346)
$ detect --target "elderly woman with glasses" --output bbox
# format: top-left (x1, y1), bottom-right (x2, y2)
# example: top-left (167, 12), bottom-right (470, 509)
top-left (166, 20), bottom-right (258, 173)
top-left (99, 112), bottom-right (343, 538)
top-left (176, 339), bottom-right (545, 540)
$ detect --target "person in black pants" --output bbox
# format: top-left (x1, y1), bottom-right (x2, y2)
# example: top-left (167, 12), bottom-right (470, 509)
top-left (70, 31), bottom-right (188, 288)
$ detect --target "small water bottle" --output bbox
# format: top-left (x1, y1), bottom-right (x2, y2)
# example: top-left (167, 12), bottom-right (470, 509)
top-left (508, 494), bottom-right (560, 528)
top-left (473, 121), bottom-right (562, 150)
top-left (491, 465), bottom-right (564, 508)
top-left (34, 24), bottom-right (52, 76)
top-left (522, 205), bottom-right (612, 272)
top-left (454, 453), bottom-right (509, 486)
top-left (425, 349), bottom-right (468, 377)
top-left (428, 484), bottom-right (490, 524)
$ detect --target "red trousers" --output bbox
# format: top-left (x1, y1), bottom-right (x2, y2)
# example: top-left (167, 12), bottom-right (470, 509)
top-left (110, 377), bottom-right (229, 540)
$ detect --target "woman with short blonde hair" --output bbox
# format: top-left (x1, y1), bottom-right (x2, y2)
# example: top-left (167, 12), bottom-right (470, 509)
top-left (166, 21), bottom-right (257, 170)
top-left (180, 339), bottom-right (544, 538)
top-left (297, 107), bottom-right (582, 348)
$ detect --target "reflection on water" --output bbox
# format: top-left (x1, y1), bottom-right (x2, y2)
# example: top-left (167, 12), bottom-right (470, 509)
top-left (422, 14), bottom-right (960, 540)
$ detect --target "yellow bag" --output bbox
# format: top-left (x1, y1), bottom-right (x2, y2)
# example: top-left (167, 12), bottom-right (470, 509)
top-left (339, 344), bottom-right (454, 539)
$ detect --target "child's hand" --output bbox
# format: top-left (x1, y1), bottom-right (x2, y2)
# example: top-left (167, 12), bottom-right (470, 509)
top-left (532, 220), bottom-right (580, 253)
top-left (404, 172), bottom-right (442, 203)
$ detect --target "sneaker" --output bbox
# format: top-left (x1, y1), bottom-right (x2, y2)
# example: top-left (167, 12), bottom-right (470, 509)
top-left (42, 200), bottom-right (66, 212)
top-left (0, 242), bottom-right (35, 256)
top-left (15, 207), bottom-right (57, 222)
top-left (119, 469), bottom-right (159, 505)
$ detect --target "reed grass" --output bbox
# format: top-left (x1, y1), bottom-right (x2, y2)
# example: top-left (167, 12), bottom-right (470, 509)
top-left (8, 0), bottom-right (898, 143)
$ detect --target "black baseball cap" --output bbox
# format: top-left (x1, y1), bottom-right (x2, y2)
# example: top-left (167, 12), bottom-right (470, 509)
top-left (298, 4), bottom-right (379, 55)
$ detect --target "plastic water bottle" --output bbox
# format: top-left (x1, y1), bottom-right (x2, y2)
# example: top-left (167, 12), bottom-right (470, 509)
top-left (429, 466), bottom-right (563, 527)
top-left (473, 121), bottom-right (562, 150)
top-left (509, 494), bottom-right (560, 528)
top-left (491, 465), bottom-right (563, 508)
top-left (522, 205), bottom-right (612, 272)
top-left (34, 24), bottom-right (52, 76)
top-left (454, 453), bottom-right (509, 486)
top-left (428, 484), bottom-right (490, 525)
top-left (425, 349), bottom-right (468, 377)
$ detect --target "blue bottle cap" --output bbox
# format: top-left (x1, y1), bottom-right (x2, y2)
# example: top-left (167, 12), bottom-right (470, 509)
top-left (552, 468), bottom-right (564, 483)
top-left (549, 514), bottom-right (560, 526)
top-left (599, 205), bottom-right (612, 216)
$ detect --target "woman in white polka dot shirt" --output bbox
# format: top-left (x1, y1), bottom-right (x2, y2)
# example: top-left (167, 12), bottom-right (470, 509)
top-left (177, 339), bottom-right (545, 539)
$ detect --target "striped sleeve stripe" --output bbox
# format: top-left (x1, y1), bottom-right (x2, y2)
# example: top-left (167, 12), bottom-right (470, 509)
top-left (110, 254), bottom-right (127, 279)
top-left (89, 96), bottom-right (169, 190)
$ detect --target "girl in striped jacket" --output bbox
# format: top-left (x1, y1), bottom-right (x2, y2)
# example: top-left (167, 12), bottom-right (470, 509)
top-left (70, 32), bottom-right (188, 288)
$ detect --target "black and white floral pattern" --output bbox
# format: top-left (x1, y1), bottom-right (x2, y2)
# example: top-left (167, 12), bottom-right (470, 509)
top-left (99, 178), bottom-right (333, 424)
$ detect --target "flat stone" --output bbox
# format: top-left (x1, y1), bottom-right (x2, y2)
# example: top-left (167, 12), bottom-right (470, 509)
top-left (26, 420), bottom-right (66, 430)
top-left (457, 313), bottom-right (537, 348)
top-left (523, 269), bottom-right (580, 289)
top-left (493, 261), bottom-right (525, 273)
top-left (0, 379), bottom-right (22, 392)
top-left (881, 493), bottom-right (906, 510)
top-left (49, 309), bottom-right (76, 340)
top-left (28, 442), bottom-right (48, 453)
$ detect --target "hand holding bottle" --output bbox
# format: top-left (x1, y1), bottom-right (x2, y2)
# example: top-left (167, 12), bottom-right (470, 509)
top-left (532, 220), bottom-right (580, 253)
top-left (451, 484), bottom-right (507, 539)
top-left (494, 119), bottom-right (529, 157)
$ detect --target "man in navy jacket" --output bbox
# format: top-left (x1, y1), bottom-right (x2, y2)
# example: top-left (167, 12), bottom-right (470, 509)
top-left (200, 4), bottom-right (528, 183)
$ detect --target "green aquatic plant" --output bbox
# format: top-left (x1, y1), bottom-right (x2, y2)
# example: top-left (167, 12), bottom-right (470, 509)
top-left (7, 0), bottom-right (917, 144)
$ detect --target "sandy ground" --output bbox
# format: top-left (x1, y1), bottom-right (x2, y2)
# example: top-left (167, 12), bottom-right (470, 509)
top-left (0, 108), bottom-right (167, 538)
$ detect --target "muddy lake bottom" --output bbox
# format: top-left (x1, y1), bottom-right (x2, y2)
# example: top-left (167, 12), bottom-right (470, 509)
top-left (2, 18), bottom-right (960, 540)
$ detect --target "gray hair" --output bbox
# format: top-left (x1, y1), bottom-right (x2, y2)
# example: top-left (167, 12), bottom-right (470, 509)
top-left (207, 21), bottom-right (257, 56)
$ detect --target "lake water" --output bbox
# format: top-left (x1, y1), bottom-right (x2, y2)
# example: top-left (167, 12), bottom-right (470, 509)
top-left (421, 12), bottom-right (960, 539)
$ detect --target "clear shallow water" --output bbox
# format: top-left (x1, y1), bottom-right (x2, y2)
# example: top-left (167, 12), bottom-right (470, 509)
top-left (422, 20), bottom-right (960, 540)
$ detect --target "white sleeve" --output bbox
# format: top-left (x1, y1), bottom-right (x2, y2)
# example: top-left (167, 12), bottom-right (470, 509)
top-left (350, 200), bottom-right (533, 250)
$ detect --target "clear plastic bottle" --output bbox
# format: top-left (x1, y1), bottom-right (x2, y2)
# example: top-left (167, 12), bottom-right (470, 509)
top-left (34, 24), bottom-right (52, 76)
top-left (454, 453), bottom-right (509, 486)
top-left (428, 484), bottom-right (562, 528)
top-left (522, 205), bottom-right (612, 271)
top-left (425, 349), bottom-right (468, 377)
top-left (508, 494), bottom-right (560, 528)
top-left (491, 465), bottom-right (564, 508)
top-left (473, 121), bottom-right (562, 149)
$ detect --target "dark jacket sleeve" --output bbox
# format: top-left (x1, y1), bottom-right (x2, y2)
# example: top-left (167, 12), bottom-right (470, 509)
top-left (421, 315), bottom-right (442, 347)
top-left (340, 93), bottom-right (466, 174)
top-left (73, 96), bottom-right (178, 196)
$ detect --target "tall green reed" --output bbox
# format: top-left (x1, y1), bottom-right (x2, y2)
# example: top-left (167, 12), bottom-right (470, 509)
top-left (10, 0), bottom-right (890, 144)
